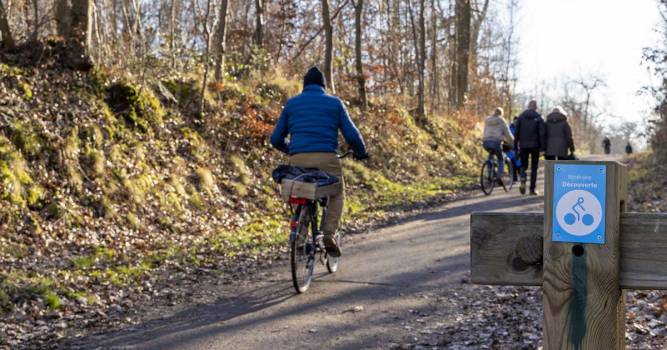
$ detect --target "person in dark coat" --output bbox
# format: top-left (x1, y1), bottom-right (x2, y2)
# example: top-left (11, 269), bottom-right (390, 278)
top-left (514, 100), bottom-right (545, 196)
top-left (625, 142), bottom-right (633, 155)
top-left (544, 106), bottom-right (575, 160)
top-left (602, 136), bottom-right (611, 155)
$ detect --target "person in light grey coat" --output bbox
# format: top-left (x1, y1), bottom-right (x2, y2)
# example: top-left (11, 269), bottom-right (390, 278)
top-left (544, 106), bottom-right (575, 160)
top-left (482, 107), bottom-right (514, 181)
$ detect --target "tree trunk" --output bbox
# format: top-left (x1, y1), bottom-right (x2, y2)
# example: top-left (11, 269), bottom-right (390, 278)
top-left (169, 0), bottom-right (177, 68)
top-left (55, 0), bottom-right (71, 38)
top-left (70, 0), bottom-right (93, 61)
top-left (451, 0), bottom-right (471, 109)
top-left (30, 0), bottom-right (39, 42)
top-left (0, 0), bottom-right (14, 49)
top-left (470, 0), bottom-right (489, 79)
top-left (321, 0), bottom-right (335, 93)
top-left (253, 0), bottom-right (264, 48)
top-left (429, 0), bottom-right (439, 111)
top-left (213, 0), bottom-right (228, 81)
top-left (198, 0), bottom-right (212, 117)
top-left (417, 0), bottom-right (426, 119)
top-left (353, 0), bottom-right (367, 109)
top-left (111, 0), bottom-right (118, 43)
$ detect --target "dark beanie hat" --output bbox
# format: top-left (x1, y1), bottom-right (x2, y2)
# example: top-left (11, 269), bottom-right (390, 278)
top-left (303, 67), bottom-right (326, 88)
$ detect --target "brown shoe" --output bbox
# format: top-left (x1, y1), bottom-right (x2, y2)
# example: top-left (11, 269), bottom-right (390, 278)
top-left (529, 190), bottom-right (540, 196)
top-left (323, 236), bottom-right (341, 257)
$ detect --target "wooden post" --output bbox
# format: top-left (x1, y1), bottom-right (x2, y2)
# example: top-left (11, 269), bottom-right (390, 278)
top-left (470, 161), bottom-right (667, 348)
top-left (543, 160), bottom-right (627, 349)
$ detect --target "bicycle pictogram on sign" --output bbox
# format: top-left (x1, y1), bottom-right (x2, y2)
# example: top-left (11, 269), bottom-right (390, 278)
top-left (552, 164), bottom-right (607, 244)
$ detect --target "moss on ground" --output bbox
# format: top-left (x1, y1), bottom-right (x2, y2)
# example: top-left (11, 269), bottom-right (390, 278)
top-left (0, 135), bottom-right (42, 207)
top-left (106, 82), bottom-right (165, 133)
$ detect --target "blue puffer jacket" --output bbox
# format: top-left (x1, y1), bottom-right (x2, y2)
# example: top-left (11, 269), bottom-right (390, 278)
top-left (270, 85), bottom-right (367, 156)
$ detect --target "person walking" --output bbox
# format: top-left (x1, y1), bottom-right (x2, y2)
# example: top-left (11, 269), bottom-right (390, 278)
top-left (544, 106), bottom-right (575, 160)
top-left (625, 142), bottom-right (633, 155)
top-left (482, 107), bottom-right (514, 189)
top-left (602, 136), bottom-right (612, 155)
top-left (514, 100), bottom-right (545, 196)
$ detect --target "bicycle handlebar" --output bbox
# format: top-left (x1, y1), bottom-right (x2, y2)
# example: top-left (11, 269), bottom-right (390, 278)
top-left (337, 150), bottom-right (355, 159)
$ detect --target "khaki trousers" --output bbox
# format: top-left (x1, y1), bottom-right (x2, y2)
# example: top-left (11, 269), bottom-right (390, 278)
top-left (289, 152), bottom-right (344, 236)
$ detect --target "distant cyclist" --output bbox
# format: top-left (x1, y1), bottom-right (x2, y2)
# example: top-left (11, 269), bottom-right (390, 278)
top-left (482, 107), bottom-right (514, 189)
top-left (602, 136), bottom-right (611, 155)
top-left (270, 67), bottom-right (368, 257)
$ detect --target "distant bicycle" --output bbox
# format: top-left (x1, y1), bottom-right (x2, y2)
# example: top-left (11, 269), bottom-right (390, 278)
top-left (480, 144), bottom-right (514, 196)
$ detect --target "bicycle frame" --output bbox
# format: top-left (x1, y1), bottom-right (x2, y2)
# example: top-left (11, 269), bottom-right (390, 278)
top-left (288, 198), bottom-right (327, 247)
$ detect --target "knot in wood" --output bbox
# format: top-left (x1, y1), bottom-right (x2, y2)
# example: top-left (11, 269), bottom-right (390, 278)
top-left (515, 235), bottom-right (543, 265)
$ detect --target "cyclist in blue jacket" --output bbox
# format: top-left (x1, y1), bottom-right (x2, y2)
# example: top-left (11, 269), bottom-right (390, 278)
top-left (270, 67), bottom-right (368, 257)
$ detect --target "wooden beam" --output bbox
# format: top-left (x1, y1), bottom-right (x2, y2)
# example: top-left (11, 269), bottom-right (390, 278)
top-left (470, 212), bottom-right (543, 286)
top-left (620, 213), bottom-right (667, 289)
top-left (470, 211), bottom-right (667, 290)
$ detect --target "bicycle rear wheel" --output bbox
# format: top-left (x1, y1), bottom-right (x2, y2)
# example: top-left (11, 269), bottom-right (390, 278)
top-left (326, 232), bottom-right (342, 273)
top-left (502, 159), bottom-right (514, 191)
top-left (480, 161), bottom-right (495, 195)
top-left (291, 205), bottom-right (315, 293)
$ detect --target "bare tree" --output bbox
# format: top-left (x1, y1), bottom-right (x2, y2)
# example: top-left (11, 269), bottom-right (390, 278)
top-left (55, 0), bottom-right (72, 38)
top-left (574, 75), bottom-right (606, 124)
top-left (417, 0), bottom-right (426, 119)
top-left (254, 0), bottom-right (264, 48)
top-left (30, 0), bottom-right (39, 41)
top-left (169, 0), bottom-right (178, 68)
top-left (470, 0), bottom-right (490, 78)
top-left (70, 0), bottom-right (94, 61)
top-left (321, 0), bottom-right (335, 93)
top-left (429, 0), bottom-right (440, 111)
top-left (213, 0), bottom-right (229, 81)
top-left (198, 0), bottom-right (213, 116)
top-left (352, 0), bottom-right (367, 109)
top-left (0, 0), bottom-right (14, 49)
top-left (451, 0), bottom-right (471, 109)
top-left (501, 0), bottom-right (519, 117)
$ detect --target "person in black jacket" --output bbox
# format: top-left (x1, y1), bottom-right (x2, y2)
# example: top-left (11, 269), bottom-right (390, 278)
top-left (544, 106), bottom-right (575, 160)
top-left (514, 100), bottom-right (545, 196)
top-left (625, 142), bottom-right (633, 155)
top-left (602, 136), bottom-right (611, 155)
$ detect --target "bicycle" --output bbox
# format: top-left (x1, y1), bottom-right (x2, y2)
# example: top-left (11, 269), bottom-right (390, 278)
top-left (281, 151), bottom-right (353, 293)
top-left (480, 145), bottom-right (514, 196)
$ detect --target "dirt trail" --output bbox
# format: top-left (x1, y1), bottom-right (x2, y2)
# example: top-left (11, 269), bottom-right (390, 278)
top-left (71, 172), bottom-right (547, 350)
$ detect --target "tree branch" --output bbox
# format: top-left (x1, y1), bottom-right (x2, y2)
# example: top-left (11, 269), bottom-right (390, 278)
top-left (290, 0), bottom-right (351, 62)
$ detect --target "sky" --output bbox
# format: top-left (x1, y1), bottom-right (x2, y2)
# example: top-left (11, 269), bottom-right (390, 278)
top-left (516, 0), bottom-right (663, 130)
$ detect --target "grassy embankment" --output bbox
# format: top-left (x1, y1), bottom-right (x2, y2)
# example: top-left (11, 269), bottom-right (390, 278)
top-left (0, 61), bottom-right (482, 320)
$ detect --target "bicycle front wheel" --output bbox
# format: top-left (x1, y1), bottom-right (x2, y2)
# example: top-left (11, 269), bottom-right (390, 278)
top-left (480, 161), bottom-right (495, 195)
top-left (291, 205), bottom-right (315, 293)
top-left (502, 159), bottom-right (514, 191)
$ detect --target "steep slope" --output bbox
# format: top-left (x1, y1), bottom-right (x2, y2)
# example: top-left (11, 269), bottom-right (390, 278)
top-left (0, 59), bottom-right (482, 347)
